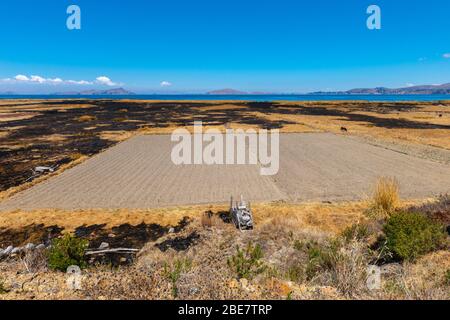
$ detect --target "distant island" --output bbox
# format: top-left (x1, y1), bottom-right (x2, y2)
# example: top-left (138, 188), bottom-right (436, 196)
top-left (206, 84), bottom-right (450, 96)
top-left (206, 89), bottom-right (248, 95)
top-left (3, 83), bottom-right (450, 96)
top-left (53, 88), bottom-right (135, 96)
top-left (310, 83), bottom-right (450, 95)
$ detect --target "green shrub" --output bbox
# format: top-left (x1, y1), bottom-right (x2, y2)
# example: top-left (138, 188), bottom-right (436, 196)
top-left (341, 224), bottom-right (370, 243)
top-left (286, 291), bottom-right (293, 300)
top-left (227, 243), bottom-right (266, 280)
top-left (445, 269), bottom-right (450, 286)
top-left (305, 240), bottom-right (336, 280)
top-left (286, 265), bottom-right (304, 282)
top-left (163, 258), bottom-right (192, 298)
top-left (383, 212), bottom-right (447, 261)
top-left (47, 234), bottom-right (89, 271)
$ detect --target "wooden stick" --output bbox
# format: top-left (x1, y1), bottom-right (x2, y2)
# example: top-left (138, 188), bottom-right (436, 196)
top-left (85, 248), bottom-right (139, 255)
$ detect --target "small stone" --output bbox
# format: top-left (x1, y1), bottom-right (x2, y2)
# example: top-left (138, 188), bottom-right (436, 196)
top-left (25, 243), bottom-right (35, 251)
top-left (120, 257), bottom-right (127, 263)
top-left (381, 263), bottom-right (402, 275)
top-left (35, 244), bottom-right (46, 250)
top-left (98, 242), bottom-right (109, 250)
top-left (11, 247), bottom-right (23, 255)
top-left (168, 227), bottom-right (175, 234)
top-left (189, 287), bottom-right (199, 295)
top-left (4, 245), bottom-right (13, 255)
top-left (229, 279), bottom-right (238, 289)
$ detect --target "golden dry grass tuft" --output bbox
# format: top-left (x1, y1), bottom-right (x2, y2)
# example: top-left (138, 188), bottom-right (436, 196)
top-left (368, 177), bottom-right (400, 218)
top-left (200, 211), bottom-right (222, 229)
top-left (76, 115), bottom-right (97, 122)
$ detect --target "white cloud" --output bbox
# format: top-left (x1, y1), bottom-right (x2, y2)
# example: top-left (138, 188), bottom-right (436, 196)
top-left (443, 53), bottom-right (450, 59)
top-left (30, 75), bottom-right (46, 83)
top-left (1, 74), bottom-right (101, 86)
top-left (67, 80), bottom-right (93, 85)
top-left (406, 83), bottom-right (415, 87)
top-left (49, 78), bottom-right (64, 84)
top-left (160, 81), bottom-right (172, 87)
top-left (96, 76), bottom-right (117, 86)
top-left (15, 74), bottom-right (30, 81)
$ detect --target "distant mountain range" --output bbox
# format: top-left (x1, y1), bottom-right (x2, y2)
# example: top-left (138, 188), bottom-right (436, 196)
top-left (206, 89), bottom-right (248, 95)
top-left (206, 88), bottom-right (277, 95)
top-left (207, 84), bottom-right (450, 95)
top-left (2, 83), bottom-right (450, 96)
top-left (310, 83), bottom-right (450, 95)
top-left (53, 88), bottom-right (135, 95)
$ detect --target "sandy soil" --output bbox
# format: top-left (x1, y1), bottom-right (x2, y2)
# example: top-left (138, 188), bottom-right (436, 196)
top-left (0, 133), bottom-right (448, 211)
top-left (274, 133), bottom-right (450, 202)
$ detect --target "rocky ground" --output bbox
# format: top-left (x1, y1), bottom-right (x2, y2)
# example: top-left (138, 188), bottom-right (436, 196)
top-left (1, 199), bottom-right (449, 300)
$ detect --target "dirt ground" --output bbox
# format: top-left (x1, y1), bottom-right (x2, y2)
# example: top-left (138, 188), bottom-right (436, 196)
top-left (1, 99), bottom-right (449, 194)
top-left (0, 199), bottom-right (448, 300)
top-left (1, 99), bottom-right (449, 301)
top-left (0, 133), bottom-right (448, 211)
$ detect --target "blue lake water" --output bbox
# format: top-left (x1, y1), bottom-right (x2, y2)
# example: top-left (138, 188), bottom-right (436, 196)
top-left (0, 94), bottom-right (449, 102)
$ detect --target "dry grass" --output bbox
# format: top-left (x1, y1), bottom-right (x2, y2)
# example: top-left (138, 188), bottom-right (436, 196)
top-left (254, 101), bottom-right (450, 149)
top-left (1, 197), bottom-right (447, 300)
top-left (200, 211), bottom-right (222, 229)
top-left (33, 134), bottom-right (68, 143)
top-left (76, 115), bottom-right (97, 122)
top-left (381, 250), bottom-right (450, 300)
top-left (81, 267), bottom-right (161, 300)
top-left (0, 202), bottom-right (370, 236)
top-left (327, 240), bottom-right (370, 298)
top-left (0, 113), bottom-right (37, 122)
top-left (20, 248), bottom-right (48, 274)
top-left (0, 200), bottom-right (428, 238)
top-left (368, 177), bottom-right (400, 218)
top-left (99, 130), bottom-right (134, 142)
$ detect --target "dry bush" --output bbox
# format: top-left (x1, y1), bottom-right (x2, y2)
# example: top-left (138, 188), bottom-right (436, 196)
top-left (0, 278), bottom-right (9, 294)
top-left (20, 248), bottom-right (48, 273)
top-left (411, 194), bottom-right (450, 226)
top-left (291, 229), bottom-right (372, 298)
top-left (382, 251), bottom-right (450, 300)
top-left (200, 211), bottom-right (221, 229)
top-left (163, 258), bottom-right (192, 298)
top-left (76, 115), bottom-right (97, 122)
top-left (368, 177), bottom-right (400, 218)
top-left (328, 240), bottom-right (370, 298)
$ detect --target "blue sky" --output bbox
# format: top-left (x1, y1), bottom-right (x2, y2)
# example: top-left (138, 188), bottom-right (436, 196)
top-left (0, 0), bottom-right (450, 93)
